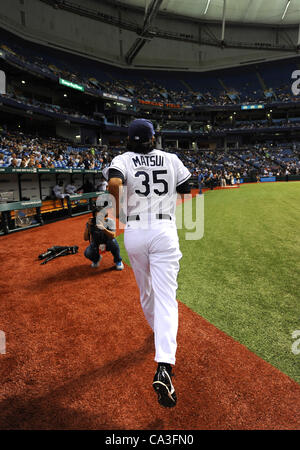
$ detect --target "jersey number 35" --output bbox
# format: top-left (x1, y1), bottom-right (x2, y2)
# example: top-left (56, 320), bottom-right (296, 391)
top-left (135, 170), bottom-right (168, 197)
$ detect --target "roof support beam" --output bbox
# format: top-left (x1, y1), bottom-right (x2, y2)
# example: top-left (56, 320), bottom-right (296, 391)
top-left (202, 23), bottom-right (220, 45)
top-left (221, 0), bottom-right (227, 43)
top-left (125, 0), bottom-right (163, 65)
top-left (204, 0), bottom-right (211, 15)
top-left (282, 0), bottom-right (291, 21)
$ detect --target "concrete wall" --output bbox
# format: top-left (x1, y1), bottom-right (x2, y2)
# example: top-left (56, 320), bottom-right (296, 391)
top-left (0, 173), bottom-right (19, 201)
top-left (0, 0), bottom-right (131, 64)
top-left (19, 172), bottom-right (40, 200)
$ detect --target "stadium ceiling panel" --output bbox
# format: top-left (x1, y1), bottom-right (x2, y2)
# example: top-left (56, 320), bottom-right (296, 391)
top-left (116, 0), bottom-right (300, 25)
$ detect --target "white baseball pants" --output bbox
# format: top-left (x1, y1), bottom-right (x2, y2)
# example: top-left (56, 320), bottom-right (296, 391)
top-left (124, 222), bottom-right (182, 365)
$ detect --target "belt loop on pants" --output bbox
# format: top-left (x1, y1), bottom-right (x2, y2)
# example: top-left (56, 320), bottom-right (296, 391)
top-left (127, 215), bottom-right (140, 221)
top-left (127, 214), bottom-right (171, 221)
top-left (156, 214), bottom-right (172, 220)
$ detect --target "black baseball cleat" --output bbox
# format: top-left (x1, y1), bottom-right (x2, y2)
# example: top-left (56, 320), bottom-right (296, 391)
top-left (152, 365), bottom-right (177, 408)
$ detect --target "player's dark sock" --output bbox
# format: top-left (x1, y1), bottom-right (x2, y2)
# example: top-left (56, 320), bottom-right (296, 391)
top-left (158, 362), bottom-right (172, 375)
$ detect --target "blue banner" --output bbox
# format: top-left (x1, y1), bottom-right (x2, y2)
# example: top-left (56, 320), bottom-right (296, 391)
top-left (260, 176), bottom-right (276, 182)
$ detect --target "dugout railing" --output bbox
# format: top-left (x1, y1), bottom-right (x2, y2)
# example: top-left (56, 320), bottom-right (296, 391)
top-left (0, 192), bottom-right (103, 235)
top-left (66, 192), bottom-right (101, 217)
top-left (0, 200), bottom-right (43, 235)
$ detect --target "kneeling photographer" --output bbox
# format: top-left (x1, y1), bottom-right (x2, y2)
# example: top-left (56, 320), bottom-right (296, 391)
top-left (83, 197), bottom-right (124, 270)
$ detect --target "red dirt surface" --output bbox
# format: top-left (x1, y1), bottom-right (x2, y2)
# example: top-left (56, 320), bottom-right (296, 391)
top-left (0, 211), bottom-right (300, 430)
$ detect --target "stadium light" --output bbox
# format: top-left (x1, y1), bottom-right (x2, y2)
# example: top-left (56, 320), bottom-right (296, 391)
top-left (282, 0), bottom-right (291, 20)
top-left (204, 0), bottom-right (211, 15)
top-left (21, 80), bottom-right (25, 84)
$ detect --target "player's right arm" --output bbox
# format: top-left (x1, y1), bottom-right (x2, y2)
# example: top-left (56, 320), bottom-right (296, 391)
top-left (108, 177), bottom-right (123, 219)
top-left (107, 155), bottom-right (127, 219)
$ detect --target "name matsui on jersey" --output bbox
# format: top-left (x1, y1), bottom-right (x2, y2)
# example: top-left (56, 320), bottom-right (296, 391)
top-left (132, 154), bottom-right (165, 168)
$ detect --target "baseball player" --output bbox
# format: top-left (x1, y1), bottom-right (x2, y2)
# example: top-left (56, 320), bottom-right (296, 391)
top-left (53, 180), bottom-right (69, 208)
top-left (107, 119), bottom-right (191, 408)
top-left (97, 176), bottom-right (108, 192)
top-left (53, 180), bottom-right (66, 199)
top-left (65, 182), bottom-right (78, 195)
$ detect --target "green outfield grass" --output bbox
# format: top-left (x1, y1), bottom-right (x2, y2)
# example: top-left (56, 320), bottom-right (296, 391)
top-left (117, 182), bottom-right (300, 384)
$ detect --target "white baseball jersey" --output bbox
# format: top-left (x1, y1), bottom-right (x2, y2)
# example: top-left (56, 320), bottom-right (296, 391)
top-left (65, 184), bottom-right (77, 195)
top-left (53, 184), bottom-right (65, 199)
top-left (100, 181), bottom-right (108, 191)
top-left (109, 149), bottom-right (191, 223)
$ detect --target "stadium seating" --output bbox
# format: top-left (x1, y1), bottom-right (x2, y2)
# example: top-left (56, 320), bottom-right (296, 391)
top-left (1, 128), bottom-right (300, 179)
top-left (1, 27), bottom-right (300, 107)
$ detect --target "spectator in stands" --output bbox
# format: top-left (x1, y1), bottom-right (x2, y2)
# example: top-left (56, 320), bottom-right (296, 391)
top-left (229, 172), bottom-right (235, 185)
top-left (197, 171), bottom-right (204, 195)
top-left (221, 171), bottom-right (226, 187)
top-left (213, 172), bottom-right (219, 188)
top-left (83, 155), bottom-right (92, 170)
top-left (206, 170), bottom-right (214, 190)
top-left (27, 156), bottom-right (37, 168)
top-left (8, 152), bottom-right (21, 167)
top-left (9, 156), bottom-right (19, 168)
top-left (225, 171), bottom-right (230, 185)
top-left (285, 168), bottom-right (290, 182)
top-left (20, 157), bottom-right (28, 168)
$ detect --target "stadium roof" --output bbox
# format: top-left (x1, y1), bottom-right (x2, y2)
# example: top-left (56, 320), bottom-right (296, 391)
top-left (116, 0), bottom-right (300, 25)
